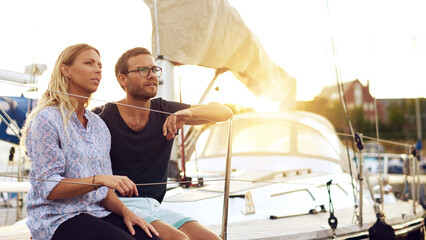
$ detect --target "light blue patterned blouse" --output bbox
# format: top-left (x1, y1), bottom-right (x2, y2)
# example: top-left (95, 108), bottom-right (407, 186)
top-left (25, 107), bottom-right (111, 240)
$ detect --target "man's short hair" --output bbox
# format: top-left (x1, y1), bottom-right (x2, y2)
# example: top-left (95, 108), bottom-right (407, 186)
top-left (115, 47), bottom-right (152, 84)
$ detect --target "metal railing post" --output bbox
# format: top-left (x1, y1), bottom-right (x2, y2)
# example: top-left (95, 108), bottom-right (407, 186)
top-left (355, 133), bottom-right (364, 228)
top-left (221, 119), bottom-right (233, 240)
top-left (409, 147), bottom-right (417, 214)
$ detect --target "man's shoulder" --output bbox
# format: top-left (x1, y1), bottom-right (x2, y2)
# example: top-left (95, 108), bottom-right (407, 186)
top-left (151, 97), bottom-right (181, 105)
top-left (151, 97), bottom-right (190, 112)
top-left (151, 97), bottom-right (166, 105)
top-left (91, 102), bottom-right (115, 116)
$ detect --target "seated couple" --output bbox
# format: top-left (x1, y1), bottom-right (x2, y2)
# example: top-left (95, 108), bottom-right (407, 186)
top-left (22, 43), bottom-right (232, 240)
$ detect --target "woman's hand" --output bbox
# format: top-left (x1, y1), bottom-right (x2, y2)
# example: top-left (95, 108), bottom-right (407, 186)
top-left (95, 175), bottom-right (138, 197)
top-left (123, 209), bottom-right (159, 238)
top-left (163, 109), bottom-right (192, 140)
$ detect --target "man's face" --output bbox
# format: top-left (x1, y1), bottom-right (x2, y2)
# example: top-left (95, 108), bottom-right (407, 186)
top-left (125, 54), bottom-right (159, 100)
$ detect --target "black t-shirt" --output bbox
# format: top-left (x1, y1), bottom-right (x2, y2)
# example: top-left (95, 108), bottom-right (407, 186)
top-left (92, 98), bottom-right (189, 203)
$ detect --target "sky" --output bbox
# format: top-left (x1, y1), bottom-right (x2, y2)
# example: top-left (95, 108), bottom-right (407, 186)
top-left (0, 0), bottom-right (426, 111)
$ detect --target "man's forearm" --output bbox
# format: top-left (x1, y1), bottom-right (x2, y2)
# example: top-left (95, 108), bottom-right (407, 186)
top-left (186, 102), bottom-right (232, 124)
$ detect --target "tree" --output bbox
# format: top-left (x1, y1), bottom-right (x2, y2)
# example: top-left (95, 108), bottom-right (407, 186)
top-left (383, 101), bottom-right (404, 139)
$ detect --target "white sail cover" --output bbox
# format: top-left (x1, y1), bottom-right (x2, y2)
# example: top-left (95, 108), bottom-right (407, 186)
top-left (143, 0), bottom-right (296, 106)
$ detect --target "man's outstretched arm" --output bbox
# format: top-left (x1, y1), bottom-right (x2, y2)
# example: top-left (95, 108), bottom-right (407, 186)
top-left (163, 102), bottom-right (233, 140)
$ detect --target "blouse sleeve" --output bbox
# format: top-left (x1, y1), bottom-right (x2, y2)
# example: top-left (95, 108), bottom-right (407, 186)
top-left (26, 110), bottom-right (66, 200)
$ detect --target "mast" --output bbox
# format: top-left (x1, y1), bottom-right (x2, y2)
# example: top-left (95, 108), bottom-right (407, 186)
top-left (0, 64), bottom-right (46, 84)
top-left (156, 57), bottom-right (178, 102)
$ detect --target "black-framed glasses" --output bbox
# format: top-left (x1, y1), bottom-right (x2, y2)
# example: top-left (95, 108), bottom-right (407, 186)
top-left (125, 66), bottom-right (162, 77)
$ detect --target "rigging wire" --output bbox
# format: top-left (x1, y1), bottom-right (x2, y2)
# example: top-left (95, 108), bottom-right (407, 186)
top-left (0, 79), bottom-right (413, 149)
top-left (0, 105), bottom-right (22, 138)
top-left (0, 95), bottom-right (24, 135)
top-left (0, 173), bottom-right (354, 188)
top-left (0, 78), bottom-right (417, 196)
top-left (336, 79), bottom-right (359, 207)
top-left (325, 0), bottom-right (358, 212)
top-left (0, 80), bottom-right (419, 223)
top-left (374, 96), bottom-right (385, 211)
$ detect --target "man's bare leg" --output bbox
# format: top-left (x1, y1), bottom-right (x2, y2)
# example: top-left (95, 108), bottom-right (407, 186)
top-left (179, 221), bottom-right (221, 240)
top-left (150, 220), bottom-right (189, 240)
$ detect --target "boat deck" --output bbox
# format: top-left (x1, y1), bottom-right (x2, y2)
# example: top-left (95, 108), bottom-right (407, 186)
top-left (0, 202), bottom-right (423, 239)
top-left (207, 202), bottom-right (424, 240)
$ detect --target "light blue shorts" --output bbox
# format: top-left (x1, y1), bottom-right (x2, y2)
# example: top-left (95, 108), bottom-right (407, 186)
top-left (119, 197), bottom-right (195, 229)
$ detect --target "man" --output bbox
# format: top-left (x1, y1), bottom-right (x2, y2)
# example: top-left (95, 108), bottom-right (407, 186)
top-left (93, 47), bottom-right (232, 240)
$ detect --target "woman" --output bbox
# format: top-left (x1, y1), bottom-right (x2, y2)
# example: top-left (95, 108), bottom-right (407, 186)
top-left (20, 43), bottom-right (160, 240)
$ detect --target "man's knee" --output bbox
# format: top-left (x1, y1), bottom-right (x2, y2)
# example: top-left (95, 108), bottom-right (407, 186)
top-left (192, 231), bottom-right (221, 240)
top-left (151, 220), bottom-right (190, 240)
top-left (179, 221), bottom-right (221, 240)
top-left (164, 230), bottom-right (189, 240)
top-left (176, 233), bottom-right (190, 240)
top-left (169, 230), bottom-right (190, 240)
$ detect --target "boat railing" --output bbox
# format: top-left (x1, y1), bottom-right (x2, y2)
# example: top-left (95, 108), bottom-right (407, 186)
top-left (0, 103), bottom-right (30, 225)
top-left (360, 152), bottom-right (409, 176)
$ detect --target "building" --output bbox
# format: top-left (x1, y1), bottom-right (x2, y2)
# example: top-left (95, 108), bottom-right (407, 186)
top-left (318, 79), bottom-right (385, 122)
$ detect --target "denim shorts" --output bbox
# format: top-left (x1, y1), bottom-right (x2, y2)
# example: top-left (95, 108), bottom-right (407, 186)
top-left (119, 197), bottom-right (195, 229)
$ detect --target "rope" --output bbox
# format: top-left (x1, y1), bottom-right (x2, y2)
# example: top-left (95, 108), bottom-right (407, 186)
top-left (0, 80), bottom-right (415, 149)
top-left (0, 173), bottom-right (353, 188)
top-left (48, 90), bottom-right (173, 116)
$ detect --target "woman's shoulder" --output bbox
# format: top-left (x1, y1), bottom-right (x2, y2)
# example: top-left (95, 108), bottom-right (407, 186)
top-left (86, 109), bottom-right (110, 131)
top-left (34, 106), bottom-right (62, 122)
top-left (86, 109), bottom-right (104, 123)
top-left (28, 106), bottom-right (63, 134)
top-left (91, 102), bottom-right (116, 118)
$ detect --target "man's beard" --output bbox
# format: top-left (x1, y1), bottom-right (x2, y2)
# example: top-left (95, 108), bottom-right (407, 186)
top-left (127, 83), bottom-right (157, 100)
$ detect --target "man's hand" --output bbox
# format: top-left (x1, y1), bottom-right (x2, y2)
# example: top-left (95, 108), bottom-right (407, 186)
top-left (163, 109), bottom-right (192, 140)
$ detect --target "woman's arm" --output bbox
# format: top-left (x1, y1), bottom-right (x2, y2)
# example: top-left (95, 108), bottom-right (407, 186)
top-left (101, 189), bottom-right (159, 237)
top-left (26, 109), bottom-right (137, 200)
top-left (48, 175), bottom-right (138, 200)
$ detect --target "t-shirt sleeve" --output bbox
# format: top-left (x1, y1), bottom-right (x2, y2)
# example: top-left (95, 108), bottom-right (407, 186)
top-left (91, 105), bottom-right (105, 115)
top-left (26, 110), bottom-right (66, 200)
top-left (159, 98), bottom-right (190, 113)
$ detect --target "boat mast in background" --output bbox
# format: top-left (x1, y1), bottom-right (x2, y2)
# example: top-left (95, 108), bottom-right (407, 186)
top-left (0, 64), bottom-right (46, 85)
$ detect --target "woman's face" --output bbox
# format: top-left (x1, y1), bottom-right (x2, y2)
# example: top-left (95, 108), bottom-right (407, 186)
top-left (66, 49), bottom-right (102, 96)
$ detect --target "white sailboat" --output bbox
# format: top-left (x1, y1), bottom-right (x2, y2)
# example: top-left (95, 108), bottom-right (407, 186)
top-left (162, 111), bottom-right (425, 239)
top-left (0, 0), bottom-right (424, 239)
top-left (142, 0), bottom-right (425, 239)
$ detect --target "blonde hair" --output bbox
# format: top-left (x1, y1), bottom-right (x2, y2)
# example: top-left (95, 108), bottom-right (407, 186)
top-left (20, 43), bottom-right (100, 150)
